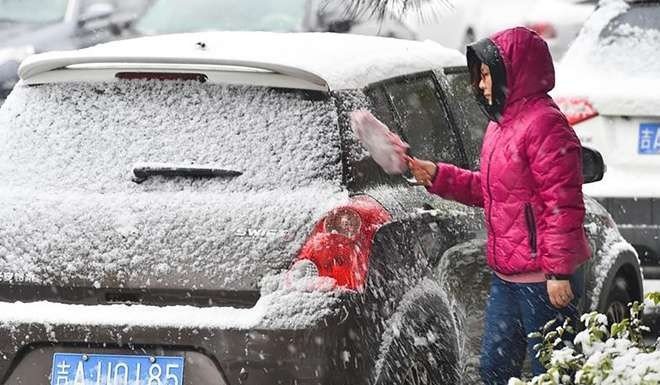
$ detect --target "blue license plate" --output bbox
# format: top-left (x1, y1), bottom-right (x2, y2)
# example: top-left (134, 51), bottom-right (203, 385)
top-left (638, 123), bottom-right (660, 154)
top-left (51, 353), bottom-right (184, 385)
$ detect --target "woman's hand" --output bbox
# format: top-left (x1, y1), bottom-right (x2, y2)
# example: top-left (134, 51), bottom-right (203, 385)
top-left (547, 280), bottom-right (574, 308)
top-left (408, 158), bottom-right (437, 187)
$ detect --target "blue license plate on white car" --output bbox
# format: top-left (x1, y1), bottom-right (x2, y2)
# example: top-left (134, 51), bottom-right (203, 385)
top-left (51, 353), bottom-right (184, 385)
top-left (638, 123), bottom-right (660, 154)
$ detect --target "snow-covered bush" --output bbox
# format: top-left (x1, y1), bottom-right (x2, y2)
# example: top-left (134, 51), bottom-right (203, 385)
top-left (509, 293), bottom-right (660, 385)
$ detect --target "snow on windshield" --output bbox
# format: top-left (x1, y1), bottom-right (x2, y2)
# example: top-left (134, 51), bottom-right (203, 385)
top-left (559, 0), bottom-right (630, 74)
top-left (556, 0), bottom-right (660, 114)
top-left (563, 9), bottom-right (660, 77)
top-left (0, 80), bottom-right (349, 291)
top-left (0, 80), bottom-right (342, 193)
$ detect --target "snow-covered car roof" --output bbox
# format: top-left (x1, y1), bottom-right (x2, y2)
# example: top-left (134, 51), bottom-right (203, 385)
top-left (18, 31), bottom-right (466, 91)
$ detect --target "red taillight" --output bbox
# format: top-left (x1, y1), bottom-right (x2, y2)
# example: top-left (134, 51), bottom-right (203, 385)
top-left (293, 196), bottom-right (390, 291)
top-left (526, 22), bottom-right (557, 39)
top-left (556, 97), bottom-right (599, 126)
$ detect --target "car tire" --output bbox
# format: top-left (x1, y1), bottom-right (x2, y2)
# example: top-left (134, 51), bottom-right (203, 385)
top-left (374, 295), bottom-right (460, 385)
top-left (604, 276), bottom-right (631, 324)
top-left (594, 251), bottom-right (643, 324)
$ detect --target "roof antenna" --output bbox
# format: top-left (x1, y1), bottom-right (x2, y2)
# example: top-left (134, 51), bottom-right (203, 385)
top-left (196, 41), bottom-right (207, 50)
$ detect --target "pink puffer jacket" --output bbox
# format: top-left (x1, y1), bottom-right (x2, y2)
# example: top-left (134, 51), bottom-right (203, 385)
top-left (428, 27), bottom-right (591, 276)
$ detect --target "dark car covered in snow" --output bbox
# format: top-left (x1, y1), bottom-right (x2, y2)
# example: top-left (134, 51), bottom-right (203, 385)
top-left (0, 32), bottom-right (644, 385)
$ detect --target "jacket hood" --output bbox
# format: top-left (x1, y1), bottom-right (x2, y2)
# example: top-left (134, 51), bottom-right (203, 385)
top-left (467, 27), bottom-right (555, 121)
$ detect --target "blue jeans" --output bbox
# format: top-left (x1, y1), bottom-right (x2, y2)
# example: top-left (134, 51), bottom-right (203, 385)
top-left (479, 272), bottom-right (584, 385)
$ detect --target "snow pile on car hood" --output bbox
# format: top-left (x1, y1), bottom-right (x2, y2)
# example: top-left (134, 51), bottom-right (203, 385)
top-left (556, 0), bottom-right (660, 116)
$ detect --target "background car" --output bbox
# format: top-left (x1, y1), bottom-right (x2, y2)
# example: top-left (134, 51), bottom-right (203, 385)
top-left (0, 0), bottom-right (151, 101)
top-left (127, 0), bottom-right (307, 36)
top-left (554, 0), bottom-right (660, 280)
top-left (0, 32), bottom-right (643, 384)
top-left (302, 0), bottom-right (418, 39)
top-left (303, 0), bottom-right (594, 58)
top-left (454, 0), bottom-right (595, 58)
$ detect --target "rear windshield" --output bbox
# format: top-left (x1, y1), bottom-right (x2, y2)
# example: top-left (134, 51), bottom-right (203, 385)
top-left (601, 3), bottom-right (660, 38)
top-left (0, 80), bottom-right (342, 192)
top-left (594, 3), bottom-right (660, 75)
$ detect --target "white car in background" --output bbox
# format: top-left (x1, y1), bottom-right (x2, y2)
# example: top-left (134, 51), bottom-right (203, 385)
top-left (305, 0), bottom-right (594, 58)
top-left (455, 0), bottom-right (595, 58)
top-left (554, 0), bottom-right (660, 277)
top-left (0, 0), bottom-right (151, 100)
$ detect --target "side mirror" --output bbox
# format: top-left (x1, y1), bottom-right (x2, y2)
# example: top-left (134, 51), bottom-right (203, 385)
top-left (79, 2), bottom-right (115, 26)
top-left (582, 146), bottom-right (606, 184)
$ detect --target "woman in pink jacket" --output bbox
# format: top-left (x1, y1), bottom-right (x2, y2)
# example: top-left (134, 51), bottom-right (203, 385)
top-left (409, 27), bottom-right (591, 384)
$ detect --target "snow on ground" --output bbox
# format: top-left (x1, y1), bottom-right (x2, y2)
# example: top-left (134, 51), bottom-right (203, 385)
top-left (646, 280), bottom-right (660, 294)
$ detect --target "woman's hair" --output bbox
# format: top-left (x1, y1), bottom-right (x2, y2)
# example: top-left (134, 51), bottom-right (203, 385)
top-left (468, 58), bottom-right (483, 95)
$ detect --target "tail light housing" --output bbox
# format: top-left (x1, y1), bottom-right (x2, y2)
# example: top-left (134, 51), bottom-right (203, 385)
top-left (556, 97), bottom-right (599, 126)
top-left (290, 196), bottom-right (390, 292)
top-left (526, 22), bottom-right (557, 39)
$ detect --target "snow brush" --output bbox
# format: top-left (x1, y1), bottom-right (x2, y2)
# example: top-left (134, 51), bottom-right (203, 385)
top-left (350, 110), bottom-right (424, 186)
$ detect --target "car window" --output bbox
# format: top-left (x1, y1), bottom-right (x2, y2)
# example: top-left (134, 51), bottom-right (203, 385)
top-left (347, 87), bottom-right (405, 190)
top-left (384, 74), bottom-right (464, 166)
top-left (135, 0), bottom-right (307, 34)
top-left (0, 81), bottom-right (341, 193)
top-left (365, 85), bottom-right (398, 132)
top-left (601, 4), bottom-right (660, 39)
top-left (442, 67), bottom-right (489, 170)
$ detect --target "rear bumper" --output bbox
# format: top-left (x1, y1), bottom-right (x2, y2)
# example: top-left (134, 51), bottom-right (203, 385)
top-left (0, 299), bottom-right (367, 385)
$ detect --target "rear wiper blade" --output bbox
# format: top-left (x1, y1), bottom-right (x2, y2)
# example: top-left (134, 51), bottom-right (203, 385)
top-left (132, 163), bottom-right (242, 184)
